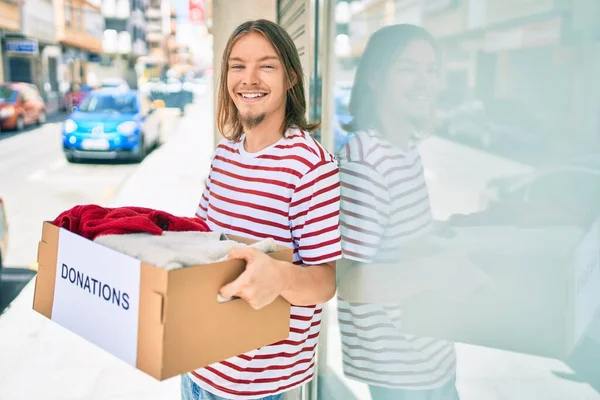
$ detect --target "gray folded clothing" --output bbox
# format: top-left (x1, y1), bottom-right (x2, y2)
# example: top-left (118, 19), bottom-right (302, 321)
top-left (94, 231), bottom-right (278, 270)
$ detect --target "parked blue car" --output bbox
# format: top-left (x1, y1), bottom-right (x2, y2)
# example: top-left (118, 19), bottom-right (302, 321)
top-left (62, 89), bottom-right (162, 162)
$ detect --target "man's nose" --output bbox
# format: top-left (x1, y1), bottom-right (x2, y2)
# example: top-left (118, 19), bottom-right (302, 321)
top-left (242, 66), bottom-right (259, 86)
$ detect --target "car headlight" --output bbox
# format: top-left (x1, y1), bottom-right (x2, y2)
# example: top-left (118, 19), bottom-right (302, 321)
top-left (0, 107), bottom-right (15, 118)
top-left (117, 121), bottom-right (138, 136)
top-left (64, 119), bottom-right (77, 134)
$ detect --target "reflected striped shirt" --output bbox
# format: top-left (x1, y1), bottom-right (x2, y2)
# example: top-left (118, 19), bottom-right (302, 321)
top-left (338, 130), bottom-right (456, 390)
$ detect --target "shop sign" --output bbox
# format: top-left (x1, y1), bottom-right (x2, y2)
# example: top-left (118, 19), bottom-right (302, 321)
top-left (5, 39), bottom-right (39, 55)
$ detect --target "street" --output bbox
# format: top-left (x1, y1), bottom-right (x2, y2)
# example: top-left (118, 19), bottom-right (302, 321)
top-left (0, 115), bottom-right (139, 268)
top-left (0, 113), bottom-right (140, 315)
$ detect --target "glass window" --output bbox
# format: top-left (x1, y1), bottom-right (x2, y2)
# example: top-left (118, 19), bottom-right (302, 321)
top-left (0, 87), bottom-right (18, 103)
top-left (79, 93), bottom-right (138, 114)
top-left (320, 1), bottom-right (600, 399)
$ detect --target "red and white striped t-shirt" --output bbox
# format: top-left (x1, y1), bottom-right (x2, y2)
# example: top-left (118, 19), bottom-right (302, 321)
top-left (337, 130), bottom-right (456, 390)
top-left (190, 128), bottom-right (342, 399)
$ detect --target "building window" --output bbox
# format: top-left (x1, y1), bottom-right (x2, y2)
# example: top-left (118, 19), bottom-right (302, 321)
top-left (65, 3), bottom-right (73, 27)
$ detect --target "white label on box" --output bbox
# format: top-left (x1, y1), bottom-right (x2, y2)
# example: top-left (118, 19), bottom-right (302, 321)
top-left (574, 219), bottom-right (600, 343)
top-left (52, 228), bottom-right (141, 366)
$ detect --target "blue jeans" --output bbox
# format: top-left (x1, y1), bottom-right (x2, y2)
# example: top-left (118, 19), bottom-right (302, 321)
top-left (369, 378), bottom-right (460, 400)
top-left (181, 374), bottom-right (283, 400)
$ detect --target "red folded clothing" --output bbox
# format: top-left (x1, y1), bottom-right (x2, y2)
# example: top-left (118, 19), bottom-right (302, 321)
top-left (53, 204), bottom-right (210, 240)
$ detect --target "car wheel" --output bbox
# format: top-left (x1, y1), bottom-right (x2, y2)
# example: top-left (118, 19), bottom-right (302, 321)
top-left (16, 116), bottom-right (24, 131)
top-left (65, 153), bottom-right (77, 163)
top-left (133, 137), bottom-right (146, 163)
top-left (155, 124), bottom-right (163, 147)
top-left (0, 251), bottom-right (3, 298)
top-left (37, 111), bottom-right (47, 125)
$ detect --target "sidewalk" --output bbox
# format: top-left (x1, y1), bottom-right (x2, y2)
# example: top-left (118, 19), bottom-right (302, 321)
top-left (0, 93), bottom-right (214, 400)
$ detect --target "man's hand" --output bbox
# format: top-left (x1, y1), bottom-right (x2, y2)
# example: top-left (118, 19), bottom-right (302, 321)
top-left (219, 247), bottom-right (290, 310)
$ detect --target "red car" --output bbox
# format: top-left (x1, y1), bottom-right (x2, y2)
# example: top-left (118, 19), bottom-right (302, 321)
top-left (0, 83), bottom-right (47, 131)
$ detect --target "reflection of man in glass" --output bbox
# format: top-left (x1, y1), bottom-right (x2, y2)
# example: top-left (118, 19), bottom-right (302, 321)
top-left (337, 25), bottom-right (460, 399)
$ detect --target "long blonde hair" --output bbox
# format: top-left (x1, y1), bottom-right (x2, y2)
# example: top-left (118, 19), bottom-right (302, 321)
top-left (217, 19), bottom-right (319, 141)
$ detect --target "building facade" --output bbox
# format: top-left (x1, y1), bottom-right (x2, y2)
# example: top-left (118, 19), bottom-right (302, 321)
top-left (100, 0), bottom-right (147, 88)
top-left (22, 0), bottom-right (61, 113)
top-left (54, 0), bottom-right (104, 94)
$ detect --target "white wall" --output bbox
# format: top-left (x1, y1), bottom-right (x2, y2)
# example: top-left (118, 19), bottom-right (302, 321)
top-left (23, 0), bottom-right (55, 42)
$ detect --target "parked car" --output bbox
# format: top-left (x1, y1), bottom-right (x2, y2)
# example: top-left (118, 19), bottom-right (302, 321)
top-left (0, 196), bottom-right (8, 285)
top-left (442, 98), bottom-right (545, 151)
top-left (0, 83), bottom-right (47, 131)
top-left (147, 77), bottom-right (194, 116)
top-left (62, 84), bottom-right (93, 112)
top-left (474, 154), bottom-right (600, 227)
top-left (100, 78), bottom-right (130, 91)
top-left (62, 89), bottom-right (163, 163)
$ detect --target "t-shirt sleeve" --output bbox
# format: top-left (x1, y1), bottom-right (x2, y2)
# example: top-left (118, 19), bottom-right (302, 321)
top-left (196, 173), bottom-right (211, 221)
top-left (196, 149), bottom-right (219, 221)
top-left (289, 161), bottom-right (342, 265)
top-left (339, 161), bottom-right (390, 263)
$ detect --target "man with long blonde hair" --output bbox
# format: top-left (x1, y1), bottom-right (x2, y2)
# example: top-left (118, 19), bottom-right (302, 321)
top-left (181, 19), bottom-right (342, 400)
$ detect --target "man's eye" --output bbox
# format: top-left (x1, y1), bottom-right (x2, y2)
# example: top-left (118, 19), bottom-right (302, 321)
top-left (262, 65), bottom-right (275, 69)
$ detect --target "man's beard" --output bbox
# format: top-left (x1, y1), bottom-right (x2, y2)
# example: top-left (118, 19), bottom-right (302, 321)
top-left (242, 113), bottom-right (266, 129)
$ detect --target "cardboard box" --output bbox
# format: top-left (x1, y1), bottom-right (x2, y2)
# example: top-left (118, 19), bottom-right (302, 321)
top-left (33, 222), bottom-right (292, 380)
top-left (399, 218), bottom-right (600, 360)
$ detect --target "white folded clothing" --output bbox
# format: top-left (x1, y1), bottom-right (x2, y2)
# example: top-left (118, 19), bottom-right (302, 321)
top-left (94, 231), bottom-right (278, 270)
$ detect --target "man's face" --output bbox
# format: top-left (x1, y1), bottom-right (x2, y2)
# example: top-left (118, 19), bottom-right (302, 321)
top-left (227, 32), bottom-right (288, 129)
top-left (381, 39), bottom-right (441, 124)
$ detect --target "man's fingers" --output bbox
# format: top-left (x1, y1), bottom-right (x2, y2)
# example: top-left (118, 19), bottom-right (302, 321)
top-left (219, 273), bottom-right (246, 301)
top-left (227, 246), bottom-right (256, 262)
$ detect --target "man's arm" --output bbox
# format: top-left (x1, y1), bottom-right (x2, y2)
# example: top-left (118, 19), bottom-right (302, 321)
top-left (279, 260), bottom-right (336, 306)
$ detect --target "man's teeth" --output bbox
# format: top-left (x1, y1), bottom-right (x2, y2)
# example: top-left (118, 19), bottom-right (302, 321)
top-left (241, 93), bottom-right (266, 99)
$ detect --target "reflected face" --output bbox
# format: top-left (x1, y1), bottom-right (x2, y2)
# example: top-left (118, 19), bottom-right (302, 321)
top-left (227, 32), bottom-right (288, 129)
top-left (382, 39), bottom-right (441, 123)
